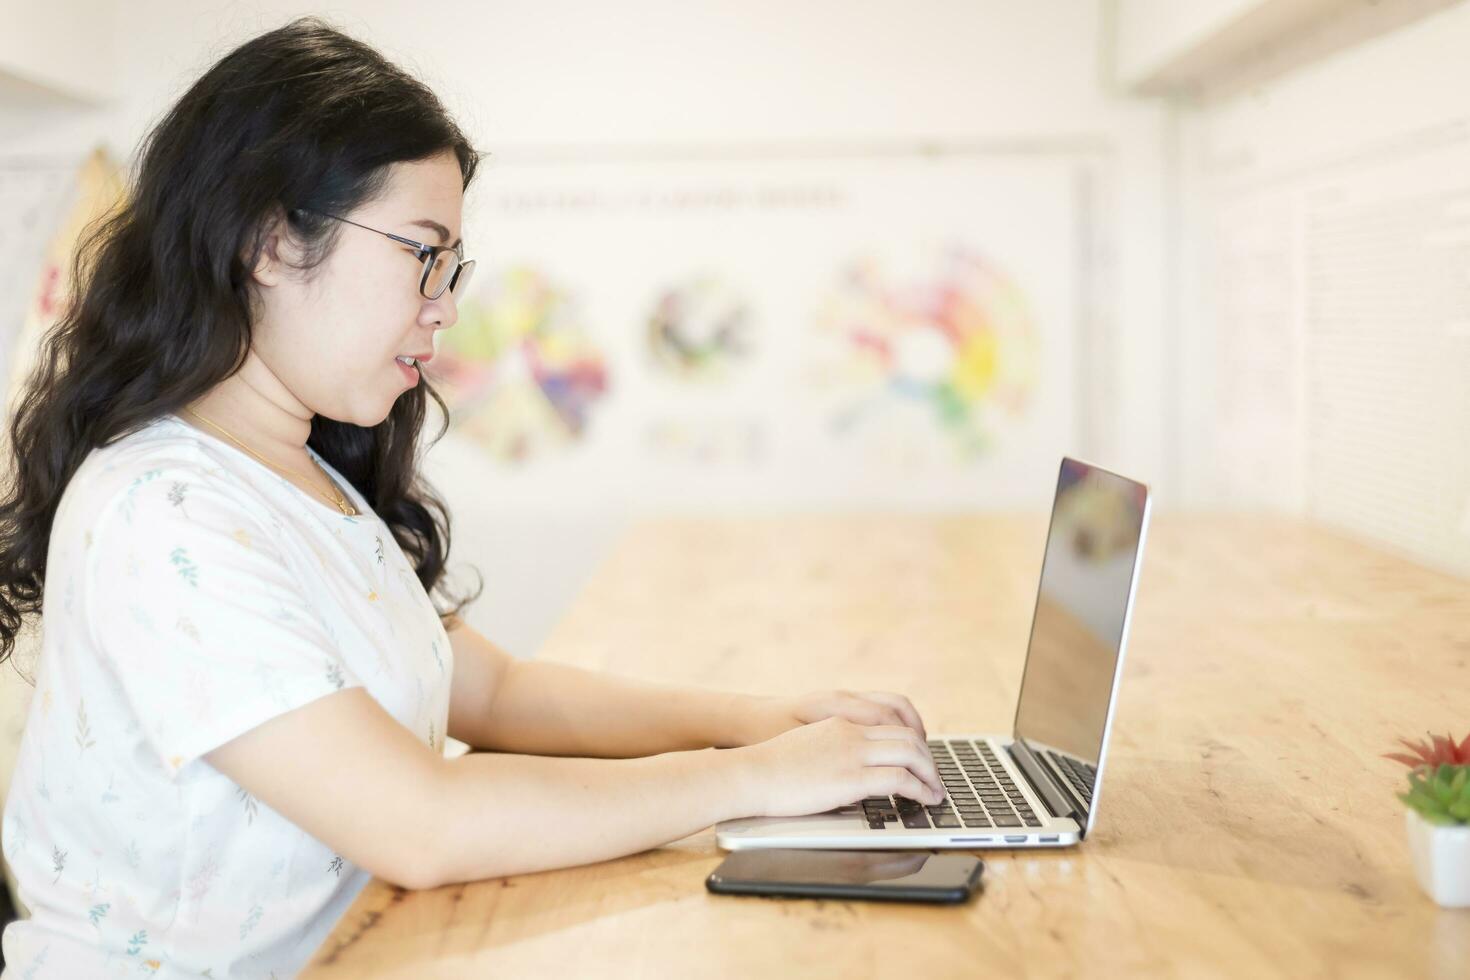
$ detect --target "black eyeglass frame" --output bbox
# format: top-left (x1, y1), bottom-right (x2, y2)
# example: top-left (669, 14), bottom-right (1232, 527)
top-left (293, 207), bottom-right (475, 300)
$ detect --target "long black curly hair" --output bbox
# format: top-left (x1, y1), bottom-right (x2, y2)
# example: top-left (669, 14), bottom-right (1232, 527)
top-left (0, 16), bottom-right (485, 671)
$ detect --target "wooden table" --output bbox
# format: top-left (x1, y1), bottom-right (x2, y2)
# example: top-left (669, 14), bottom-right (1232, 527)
top-left (302, 514), bottom-right (1470, 978)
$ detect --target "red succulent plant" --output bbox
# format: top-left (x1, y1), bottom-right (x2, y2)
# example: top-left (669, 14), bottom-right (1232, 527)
top-left (1383, 731), bottom-right (1470, 770)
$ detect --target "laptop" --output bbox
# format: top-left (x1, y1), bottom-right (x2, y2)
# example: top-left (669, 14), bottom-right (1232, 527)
top-left (715, 456), bottom-right (1151, 851)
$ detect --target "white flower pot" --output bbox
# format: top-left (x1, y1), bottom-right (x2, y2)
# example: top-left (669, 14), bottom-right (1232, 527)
top-left (1405, 807), bottom-right (1470, 907)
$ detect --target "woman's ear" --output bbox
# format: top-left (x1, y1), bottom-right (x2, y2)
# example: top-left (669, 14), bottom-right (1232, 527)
top-left (244, 204), bottom-right (301, 288)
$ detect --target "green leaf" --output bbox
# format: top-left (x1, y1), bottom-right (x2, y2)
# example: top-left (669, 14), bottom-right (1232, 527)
top-left (1432, 766), bottom-right (1455, 804)
top-left (1406, 787), bottom-right (1446, 815)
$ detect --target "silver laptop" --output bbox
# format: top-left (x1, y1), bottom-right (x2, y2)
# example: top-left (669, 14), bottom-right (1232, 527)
top-left (716, 456), bottom-right (1151, 851)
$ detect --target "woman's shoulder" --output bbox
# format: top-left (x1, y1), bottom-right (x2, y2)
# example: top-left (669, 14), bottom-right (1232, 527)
top-left (60, 413), bottom-right (270, 534)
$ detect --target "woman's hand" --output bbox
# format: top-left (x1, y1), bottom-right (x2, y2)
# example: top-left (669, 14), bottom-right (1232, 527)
top-left (737, 716), bottom-right (946, 817)
top-left (735, 689), bottom-right (930, 746)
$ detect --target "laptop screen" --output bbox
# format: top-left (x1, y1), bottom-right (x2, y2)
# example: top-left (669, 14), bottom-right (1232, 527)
top-left (1012, 458), bottom-right (1149, 778)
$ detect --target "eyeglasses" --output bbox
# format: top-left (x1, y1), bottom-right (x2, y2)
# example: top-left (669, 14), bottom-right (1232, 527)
top-left (294, 207), bottom-right (475, 301)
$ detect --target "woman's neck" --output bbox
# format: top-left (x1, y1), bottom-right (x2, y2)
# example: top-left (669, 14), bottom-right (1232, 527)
top-left (181, 371), bottom-right (315, 464)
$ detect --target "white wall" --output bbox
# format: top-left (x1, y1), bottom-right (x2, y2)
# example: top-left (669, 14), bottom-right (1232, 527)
top-left (0, 0), bottom-right (116, 105)
top-left (1174, 0), bottom-right (1470, 578)
top-left (1, 0), bottom-right (1171, 659)
top-left (1114, 0), bottom-right (1264, 86)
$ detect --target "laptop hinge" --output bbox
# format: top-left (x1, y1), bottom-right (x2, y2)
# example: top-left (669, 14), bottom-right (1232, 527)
top-left (1007, 740), bottom-right (1084, 823)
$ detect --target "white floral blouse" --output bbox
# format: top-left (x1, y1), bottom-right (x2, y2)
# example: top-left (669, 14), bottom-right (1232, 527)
top-left (2, 413), bottom-right (454, 978)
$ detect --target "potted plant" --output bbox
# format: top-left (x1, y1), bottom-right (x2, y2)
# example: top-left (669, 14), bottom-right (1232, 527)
top-left (1385, 731), bottom-right (1470, 907)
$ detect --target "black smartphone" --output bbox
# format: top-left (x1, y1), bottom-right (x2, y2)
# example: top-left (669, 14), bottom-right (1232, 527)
top-left (706, 849), bottom-right (983, 904)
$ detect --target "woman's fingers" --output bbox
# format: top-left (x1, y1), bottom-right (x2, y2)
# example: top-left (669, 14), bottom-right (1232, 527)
top-left (863, 766), bottom-right (942, 804)
top-left (859, 723), bottom-right (932, 747)
top-left (856, 691), bottom-right (926, 739)
top-left (857, 728), bottom-right (943, 795)
top-left (838, 695), bottom-right (903, 728)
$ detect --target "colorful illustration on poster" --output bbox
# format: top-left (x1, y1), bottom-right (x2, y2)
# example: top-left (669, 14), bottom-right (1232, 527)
top-left (428, 266), bottom-right (611, 463)
top-left (809, 244), bottom-right (1040, 461)
top-left (644, 273), bottom-right (754, 383)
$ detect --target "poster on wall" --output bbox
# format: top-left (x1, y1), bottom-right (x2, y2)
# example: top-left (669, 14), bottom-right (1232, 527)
top-left (3, 148), bottom-right (126, 452)
top-left (425, 151), bottom-right (1095, 510)
top-left (0, 155), bottom-right (87, 419)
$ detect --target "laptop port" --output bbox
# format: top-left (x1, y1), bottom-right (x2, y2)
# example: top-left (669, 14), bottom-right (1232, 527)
top-left (1004, 835), bottom-right (1027, 843)
top-left (1040, 835), bottom-right (1059, 843)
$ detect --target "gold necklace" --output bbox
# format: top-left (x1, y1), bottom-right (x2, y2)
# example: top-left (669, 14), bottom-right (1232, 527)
top-left (182, 407), bottom-right (358, 516)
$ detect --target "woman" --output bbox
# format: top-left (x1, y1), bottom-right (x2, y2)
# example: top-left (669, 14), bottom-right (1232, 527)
top-left (0, 17), bottom-right (943, 978)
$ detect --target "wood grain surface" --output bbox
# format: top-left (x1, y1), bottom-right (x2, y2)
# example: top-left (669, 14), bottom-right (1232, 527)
top-left (301, 514), bottom-right (1470, 979)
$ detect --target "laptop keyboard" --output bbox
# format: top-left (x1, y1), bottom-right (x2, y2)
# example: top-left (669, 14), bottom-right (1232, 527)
top-left (1041, 748), bottom-right (1096, 806)
top-left (860, 739), bottom-right (1042, 831)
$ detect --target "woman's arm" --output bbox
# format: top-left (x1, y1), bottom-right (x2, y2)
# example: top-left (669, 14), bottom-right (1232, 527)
top-left (201, 628), bottom-right (938, 891)
top-left (443, 615), bottom-right (778, 756)
top-left (206, 684), bottom-right (765, 890)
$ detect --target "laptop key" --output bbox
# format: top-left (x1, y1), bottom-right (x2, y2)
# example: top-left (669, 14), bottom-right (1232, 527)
top-left (868, 819), bottom-right (887, 830)
top-left (933, 814), bottom-right (962, 828)
top-left (900, 812), bottom-right (932, 829)
top-left (993, 815), bottom-right (1022, 827)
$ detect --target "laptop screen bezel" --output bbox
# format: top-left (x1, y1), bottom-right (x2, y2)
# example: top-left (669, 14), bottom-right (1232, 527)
top-left (1009, 456), bottom-right (1152, 838)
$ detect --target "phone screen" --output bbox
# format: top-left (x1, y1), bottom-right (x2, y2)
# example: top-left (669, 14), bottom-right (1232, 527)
top-left (707, 849), bottom-right (983, 903)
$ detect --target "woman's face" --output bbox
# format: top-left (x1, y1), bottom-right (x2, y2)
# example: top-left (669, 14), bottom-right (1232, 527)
top-left (249, 149), bottom-right (466, 427)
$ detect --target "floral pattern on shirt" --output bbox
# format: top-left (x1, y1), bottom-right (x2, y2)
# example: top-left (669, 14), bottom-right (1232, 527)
top-left (2, 414), bottom-right (455, 978)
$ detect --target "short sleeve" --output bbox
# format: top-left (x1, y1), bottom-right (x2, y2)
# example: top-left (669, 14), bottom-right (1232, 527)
top-left (83, 464), bottom-right (364, 780)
